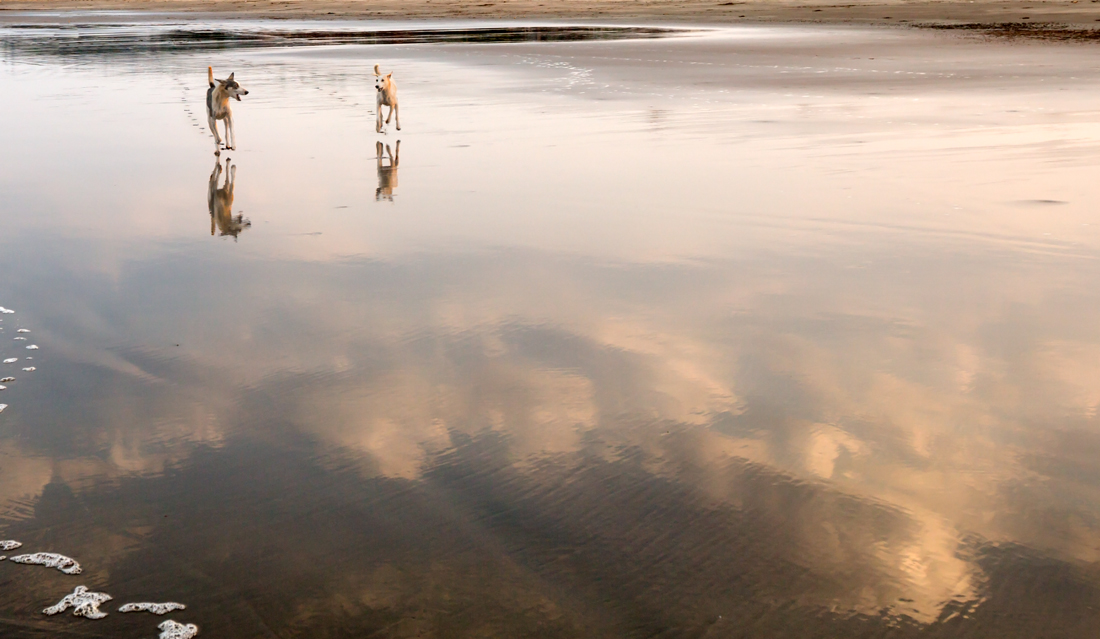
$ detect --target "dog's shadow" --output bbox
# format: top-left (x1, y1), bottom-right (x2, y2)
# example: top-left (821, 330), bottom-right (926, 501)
top-left (208, 157), bottom-right (251, 239)
top-left (376, 140), bottom-right (400, 202)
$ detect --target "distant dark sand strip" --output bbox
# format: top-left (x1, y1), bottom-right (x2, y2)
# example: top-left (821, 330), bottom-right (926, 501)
top-left (4, 0), bottom-right (1100, 31)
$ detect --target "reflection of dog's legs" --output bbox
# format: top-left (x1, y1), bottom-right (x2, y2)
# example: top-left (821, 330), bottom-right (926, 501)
top-left (394, 104), bottom-right (400, 131)
top-left (227, 162), bottom-right (236, 197)
top-left (393, 140), bottom-right (400, 166)
top-left (376, 140), bottom-right (384, 161)
top-left (209, 159), bottom-right (222, 236)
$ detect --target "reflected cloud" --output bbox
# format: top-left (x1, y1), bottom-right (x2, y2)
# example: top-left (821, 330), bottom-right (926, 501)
top-left (375, 140), bottom-right (400, 203)
top-left (207, 158), bottom-right (250, 239)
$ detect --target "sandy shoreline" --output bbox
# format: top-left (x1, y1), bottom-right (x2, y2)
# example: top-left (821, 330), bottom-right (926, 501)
top-left (2, 0), bottom-right (1100, 30)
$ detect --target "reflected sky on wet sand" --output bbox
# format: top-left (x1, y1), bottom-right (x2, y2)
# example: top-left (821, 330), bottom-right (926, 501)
top-left (2, 18), bottom-right (1100, 637)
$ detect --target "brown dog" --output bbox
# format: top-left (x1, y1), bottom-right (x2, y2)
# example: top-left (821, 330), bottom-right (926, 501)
top-left (207, 67), bottom-right (248, 153)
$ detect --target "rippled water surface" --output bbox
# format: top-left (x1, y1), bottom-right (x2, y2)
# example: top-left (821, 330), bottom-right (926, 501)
top-left (2, 16), bottom-right (1100, 638)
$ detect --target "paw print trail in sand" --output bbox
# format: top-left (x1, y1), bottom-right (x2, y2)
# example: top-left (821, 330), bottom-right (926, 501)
top-left (10, 552), bottom-right (82, 574)
top-left (44, 586), bottom-right (112, 619)
top-left (119, 602), bottom-right (187, 614)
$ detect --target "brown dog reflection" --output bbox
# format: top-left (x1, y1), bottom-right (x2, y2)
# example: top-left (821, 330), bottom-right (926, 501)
top-left (376, 140), bottom-right (400, 202)
top-left (208, 157), bottom-right (251, 239)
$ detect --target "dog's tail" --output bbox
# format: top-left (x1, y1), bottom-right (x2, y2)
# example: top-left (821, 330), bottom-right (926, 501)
top-left (208, 66), bottom-right (215, 88)
top-left (374, 64), bottom-right (381, 77)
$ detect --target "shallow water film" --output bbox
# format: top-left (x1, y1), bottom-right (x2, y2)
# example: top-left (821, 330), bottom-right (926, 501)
top-left (2, 16), bottom-right (1100, 638)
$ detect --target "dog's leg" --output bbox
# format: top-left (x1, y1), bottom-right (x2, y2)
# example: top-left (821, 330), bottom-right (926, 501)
top-left (208, 116), bottom-right (222, 152)
top-left (394, 104), bottom-right (400, 131)
top-left (385, 105), bottom-right (393, 125)
top-left (376, 99), bottom-right (383, 133)
top-left (225, 116), bottom-right (235, 151)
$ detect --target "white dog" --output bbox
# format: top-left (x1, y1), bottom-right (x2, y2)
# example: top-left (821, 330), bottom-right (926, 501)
top-left (374, 64), bottom-right (400, 133)
top-left (207, 67), bottom-right (248, 153)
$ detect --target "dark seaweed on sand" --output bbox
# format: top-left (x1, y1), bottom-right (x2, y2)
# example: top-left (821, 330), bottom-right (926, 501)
top-left (920, 22), bottom-right (1100, 41)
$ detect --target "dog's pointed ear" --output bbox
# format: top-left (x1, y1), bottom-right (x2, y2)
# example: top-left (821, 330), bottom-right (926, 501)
top-left (227, 72), bottom-right (235, 81)
top-left (387, 72), bottom-right (393, 78)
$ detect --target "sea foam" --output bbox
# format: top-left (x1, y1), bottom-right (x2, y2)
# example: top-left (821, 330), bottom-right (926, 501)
top-left (10, 552), bottom-right (82, 574)
top-left (159, 619), bottom-right (199, 638)
top-left (44, 586), bottom-right (112, 619)
top-left (119, 602), bottom-right (186, 615)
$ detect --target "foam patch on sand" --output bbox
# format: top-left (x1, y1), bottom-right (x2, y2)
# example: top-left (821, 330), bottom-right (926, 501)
top-left (44, 586), bottom-right (112, 619)
top-left (22, 367), bottom-right (35, 372)
top-left (0, 541), bottom-right (22, 550)
top-left (1, 377), bottom-right (14, 383)
top-left (159, 619), bottom-right (199, 638)
top-left (0, 404), bottom-right (7, 413)
top-left (26, 345), bottom-right (38, 350)
top-left (10, 552), bottom-right (82, 574)
top-left (119, 602), bottom-right (186, 614)
top-left (0, 307), bottom-right (13, 314)
top-left (3, 358), bottom-right (16, 364)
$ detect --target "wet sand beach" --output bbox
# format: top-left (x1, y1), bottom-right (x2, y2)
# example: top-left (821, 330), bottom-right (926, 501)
top-left (2, 11), bottom-right (1100, 639)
